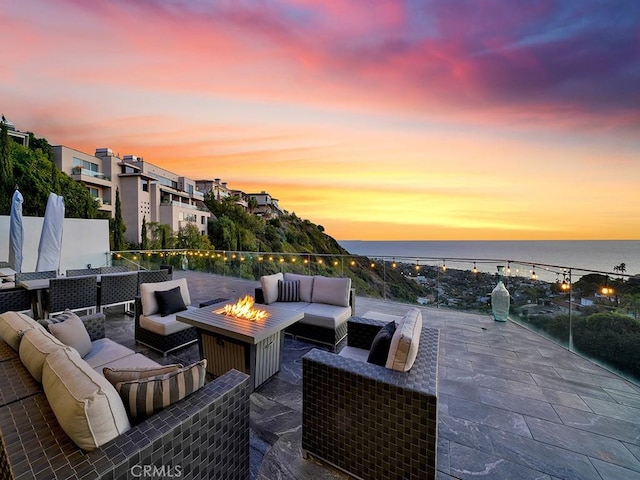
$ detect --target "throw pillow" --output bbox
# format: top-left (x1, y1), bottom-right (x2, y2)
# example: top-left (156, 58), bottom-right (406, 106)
top-left (367, 321), bottom-right (397, 366)
top-left (103, 364), bottom-right (183, 385)
top-left (154, 286), bottom-right (187, 317)
top-left (277, 279), bottom-right (300, 302)
top-left (115, 359), bottom-right (207, 423)
top-left (38, 308), bottom-right (75, 329)
top-left (48, 310), bottom-right (93, 358)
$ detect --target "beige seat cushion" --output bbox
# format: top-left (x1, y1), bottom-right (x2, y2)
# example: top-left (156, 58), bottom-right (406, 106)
top-left (140, 278), bottom-right (191, 316)
top-left (19, 327), bottom-right (68, 383)
top-left (83, 338), bottom-right (137, 369)
top-left (283, 273), bottom-right (314, 302)
top-left (42, 348), bottom-right (131, 451)
top-left (386, 308), bottom-right (422, 372)
top-left (311, 276), bottom-right (351, 307)
top-left (298, 303), bottom-right (351, 329)
top-left (260, 272), bottom-right (283, 304)
top-left (139, 305), bottom-right (197, 336)
top-left (0, 311), bottom-right (43, 351)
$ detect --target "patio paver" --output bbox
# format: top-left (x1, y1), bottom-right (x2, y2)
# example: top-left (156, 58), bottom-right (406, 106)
top-left (102, 271), bottom-right (640, 480)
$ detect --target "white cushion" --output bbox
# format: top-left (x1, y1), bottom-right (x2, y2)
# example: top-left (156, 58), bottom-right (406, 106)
top-left (386, 308), bottom-right (422, 372)
top-left (260, 272), bottom-right (283, 304)
top-left (139, 305), bottom-right (197, 336)
top-left (42, 348), bottom-right (131, 451)
top-left (83, 338), bottom-right (137, 369)
top-left (299, 303), bottom-right (351, 329)
top-left (0, 311), bottom-right (43, 351)
top-left (311, 276), bottom-right (351, 307)
top-left (140, 278), bottom-right (191, 316)
top-left (269, 301), bottom-right (310, 312)
top-left (283, 273), bottom-right (314, 302)
top-left (48, 311), bottom-right (92, 358)
top-left (19, 327), bottom-right (68, 383)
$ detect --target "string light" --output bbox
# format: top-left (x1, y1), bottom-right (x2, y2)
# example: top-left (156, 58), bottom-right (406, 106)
top-left (442, 260), bottom-right (447, 272)
top-left (531, 267), bottom-right (537, 280)
top-left (472, 262), bottom-right (477, 274)
top-left (391, 258), bottom-right (397, 269)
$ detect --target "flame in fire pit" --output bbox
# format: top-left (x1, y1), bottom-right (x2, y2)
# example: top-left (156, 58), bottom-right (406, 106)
top-left (216, 295), bottom-right (269, 321)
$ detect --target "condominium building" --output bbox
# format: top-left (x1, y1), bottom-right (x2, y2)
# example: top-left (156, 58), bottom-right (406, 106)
top-left (247, 191), bottom-right (284, 218)
top-left (53, 146), bottom-right (211, 245)
top-left (195, 179), bottom-right (249, 210)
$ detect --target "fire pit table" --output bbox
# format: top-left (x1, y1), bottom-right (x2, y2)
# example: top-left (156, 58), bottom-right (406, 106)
top-left (177, 298), bottom-right (303, 390)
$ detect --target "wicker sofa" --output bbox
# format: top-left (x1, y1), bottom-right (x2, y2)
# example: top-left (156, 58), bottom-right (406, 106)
top-left (302, 313), bottom-right (440, 480)
top-left (255, 273), bottom-right (355, 350)
top-left (0, 311), bottom-right (250, 480)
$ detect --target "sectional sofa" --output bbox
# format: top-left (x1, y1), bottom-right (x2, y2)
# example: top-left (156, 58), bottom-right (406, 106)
top-left (0, 310), bottom-right (250, 480)
top-left (255, 272), bottom-right (355, 350)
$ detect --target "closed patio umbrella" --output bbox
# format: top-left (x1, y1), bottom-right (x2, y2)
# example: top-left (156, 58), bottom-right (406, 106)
top-left (8, 187), bottom-right (23, 272)
top-left (36, 192), bottom-right (65, 273)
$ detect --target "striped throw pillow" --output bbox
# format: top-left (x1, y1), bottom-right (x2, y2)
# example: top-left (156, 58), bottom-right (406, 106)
top-left (38, 308), bottom-right (75, 329)
top-left (115, 360), bottom-right (207, 423)
top-left (277, 280), bottom-right (300, 302)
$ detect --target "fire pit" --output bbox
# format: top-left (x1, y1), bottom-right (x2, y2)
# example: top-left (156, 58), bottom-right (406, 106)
top-left (215, 295), bottom-right (270, 321)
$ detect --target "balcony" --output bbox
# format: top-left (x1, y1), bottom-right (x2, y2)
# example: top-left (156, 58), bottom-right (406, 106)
top-left (102, 266), bottom-right (640, 479)
top-left (160, 200), bottom-right (203, 211)
top-left (71, 166), bottom-right (111, 185)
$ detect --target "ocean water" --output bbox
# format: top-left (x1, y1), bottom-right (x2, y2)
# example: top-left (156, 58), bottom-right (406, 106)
top-left (338, 240), bottom-right (640, 279)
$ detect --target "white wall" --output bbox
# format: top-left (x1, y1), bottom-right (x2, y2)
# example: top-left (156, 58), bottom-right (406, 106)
top-left (0, 216), bottom-right (110, 273)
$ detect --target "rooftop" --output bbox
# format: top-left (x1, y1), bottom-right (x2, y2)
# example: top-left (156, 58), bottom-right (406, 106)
top-left (108, 270), bottom-right (640, 480)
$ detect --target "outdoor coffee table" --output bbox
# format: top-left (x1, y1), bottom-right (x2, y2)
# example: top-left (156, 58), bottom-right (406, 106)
top-left (177, 300), bottom-right (303, 390)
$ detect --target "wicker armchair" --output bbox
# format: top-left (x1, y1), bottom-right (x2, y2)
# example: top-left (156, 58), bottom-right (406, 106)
top-left (134, 296), bottom-right (198, 356)
top-left (0, 288), bottom-right (32, 315)
top-left (66, 267), bottom-right (101, 277)
top-left (98, 272), bottom-right (138, 313)
top-left (137, 269), bottom-right (171, 294)
top-left (302, 317), bottom-right (440, 480)
top-left (14, 270), bottom-right (57, 283)
top-left (45, 275), bottom-right (98, 317)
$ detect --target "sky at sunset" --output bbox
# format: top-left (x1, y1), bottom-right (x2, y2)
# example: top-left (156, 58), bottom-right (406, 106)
top-left (2, 0), bottom-right (639, 241)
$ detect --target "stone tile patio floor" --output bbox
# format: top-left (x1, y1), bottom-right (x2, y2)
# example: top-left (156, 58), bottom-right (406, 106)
top-left (105, 270), bottom-right (640, 480)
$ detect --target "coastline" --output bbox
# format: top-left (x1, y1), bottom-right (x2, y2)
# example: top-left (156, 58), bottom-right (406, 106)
top-left (337, 240), bottom-right (640, 277)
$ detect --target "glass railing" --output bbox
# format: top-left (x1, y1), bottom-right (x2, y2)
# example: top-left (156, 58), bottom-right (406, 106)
top-left (160, 200), bottom-right (202, 211)
top-left (109, 249), bottom-right (639, 385)
top-left (72, 167), bottom-right (111, 181)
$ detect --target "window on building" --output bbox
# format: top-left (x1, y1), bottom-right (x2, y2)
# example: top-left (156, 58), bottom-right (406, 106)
top-left (88, 187), bottom-right (99, 198)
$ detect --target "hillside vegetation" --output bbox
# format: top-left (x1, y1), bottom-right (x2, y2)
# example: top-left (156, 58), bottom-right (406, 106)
top-left (204, 195), bottom-right (426, 301)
